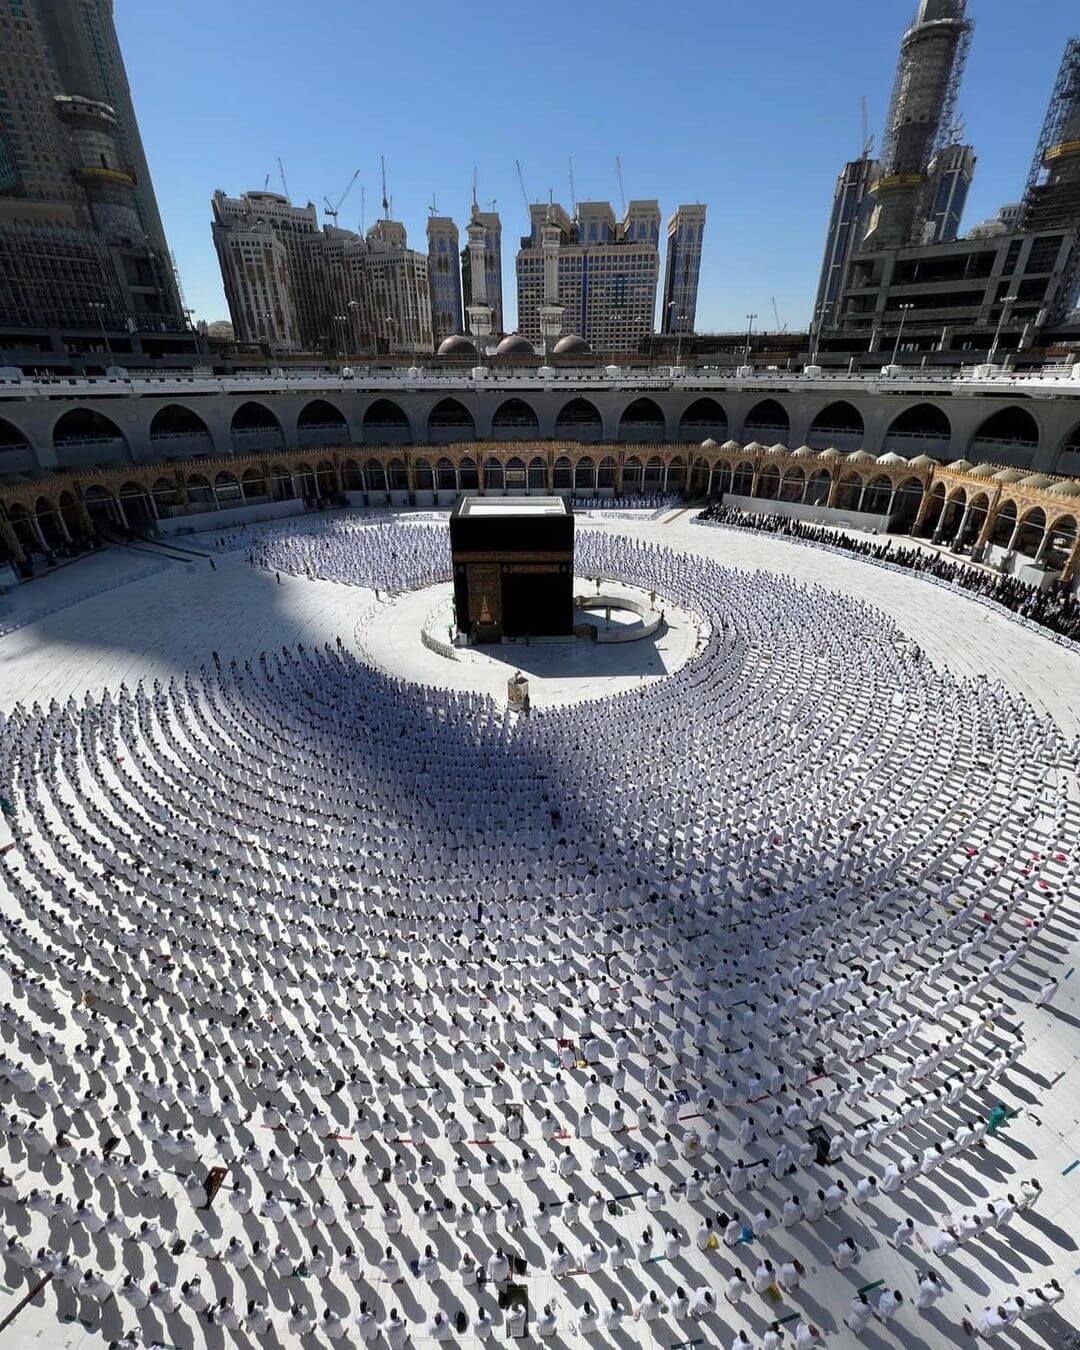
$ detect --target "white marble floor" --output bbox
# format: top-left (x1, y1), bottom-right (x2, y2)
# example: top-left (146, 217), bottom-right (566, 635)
top-left (0, 514), bottom-right (1077, 1350)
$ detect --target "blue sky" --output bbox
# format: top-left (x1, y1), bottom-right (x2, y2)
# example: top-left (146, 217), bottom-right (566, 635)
top-left (117, 0), bottom-right (1078, 335)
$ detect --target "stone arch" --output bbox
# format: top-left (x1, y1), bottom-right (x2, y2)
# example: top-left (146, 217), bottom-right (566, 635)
top-left (491, 398), bottom-right (540, 436)
top-left (241, 466), bottom-right (266, 500)
top-left (598, 455), bottom-right (617, 490)
top-left (574, 456), bottom-right (596, 492)
top-left (744, 398), bottom-right (790, 442)
top-left (969, 405), bottom-right (1039, 460)
top-left (643, 455), bottom-right (663, 489)
top-left (1054, 420), bottom-right (1080, 477)
top-left (459, 456), bottom-right (479, 491)
top-left (678, 398), bottom-right (728, 442)
top-left (58, 489), bottom-right (84, 538)
top-left (213, 470), bottom-right (242, 505)
top-left (553, 455), bottom-right (573, 490)
top-left (414, 458), bottom-right (435, 491)
top-left (527, 455), bottom-right (548, 491)
top-left (428, 398), bottom-right (475, 442)
top-left (365, 457), bottom-right (388, 494)
top-left (316, 459), bottom-right (338, 496)
top-left (989, 498), bottom-right (1018, 548)
top-left (230, 400), bottom-right (283, 442)
top-left (757, 464), bottom-right (781, 500)
top-left (1045, 514), bottom-right (1077, 572)
top-left (504, 456), bottom-right (526, 491)
top-left (623, 456), bottom-right (643, 491)
top-left (731, 460), bottom-right (755, 495)
top-left (891, 476), bottom-right (925, 529)
top-left (834, 472), bottom-right (864, 511)
top-left (666, 455), bottom-right (687, 493)
top-left (779, 465), bottom-right (805, 503)
top-left (7, 501), bottom-right (41, 554)
top-left (955, 490), bottom-right (991, 550)
top-left (862, 473), bottom-right (893, 516)
top-left (1014, 505), bottom-right (1046, 558)
top-left (0, 416), bottom-right (30, 452)
top-left (363, 399), bottom-right (411, 444)
top-left (385, 457), bottom-right (408, 492)
top-left (149, 403), bottom-right (210, 444)
top-left (269, 462), bottom-right (296, 500)
top-left (52, 407), bottom-right (126, 452)
top-left (917, 481), bottom-right (948, 538)
top-left (808, 400), bottom-right (864, 449)
top-left (118, 479), bottom-right (157, 528)
top-left (484, 456), bottom-right (505, 492)
top-left (297, 398), bottom-right (348, 430)
top-left (436, 456), bottom-right (457, 491)
top-left (81, 483), bottom-right (122, 528)
top-left (292, 461), bottom-right (317, 497)
top-left (619, 397), bottom-right (666, 443)
top-left (33, 495), bottom-right (67, 547)
top-left (185, 473), bottom-right (214, 508)
top-left (805, 468), bottom-right (831, 506)
top-left (340, 459), bottom-right (364, 492)
top-left (555, 397), bottom-right (602, 442)
top-left (883, 401), bottom-right (951, 451)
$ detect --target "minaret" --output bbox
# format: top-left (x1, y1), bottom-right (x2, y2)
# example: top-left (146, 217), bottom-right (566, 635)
top-left (538, 206), bottom-right (565, 355)
top-left (862, 0), bottom-right (972, 250)
top-left (464, 202), bottom-right (494, 343)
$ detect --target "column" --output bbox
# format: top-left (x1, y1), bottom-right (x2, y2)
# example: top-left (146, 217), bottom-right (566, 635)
top-left (706, 464), bottom-right (715, 497)
top-left (662, 462), bottom-right (670, 493)
top-left (405, 454), bottom-right (416, 503)
top-left (546, 459), bottom-right (554, 492)
top-left (885, 487), bottom-right (897, 519)
top-left (1007, 518), bottom-right (1023, 552)
top-left (614, 456), bottom-right (624, 494)
top-left (477, 458), bottom-right (486, 496)
top-left (952, 504), bottom-right (972, 548)
top-left (0, 515), bottom-right (25, 564)
top-left (1059, 531), bottom-right (1079, 584)
top-left (1033, 529), bottom-right (1052, 567)
top-left (856, 482), bottom-right (868, 513)
top-left (54, 508), bottom-right (72, 542)
top-left (826, 475), bottom-right (841, 508)
top-left (30, 515), bottom-right (47, 550)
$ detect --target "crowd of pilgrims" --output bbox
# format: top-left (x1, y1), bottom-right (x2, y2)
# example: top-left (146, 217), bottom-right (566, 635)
top-left (697, 503), bottom-right (1080, 644)
top-left (0, 519), bottom-right (1075, 1346)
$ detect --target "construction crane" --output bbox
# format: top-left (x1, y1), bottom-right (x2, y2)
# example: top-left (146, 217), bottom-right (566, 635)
top-left (428, 194), bottom-right (438, 219)
top-left (514, 159), bottom-right (530, 216)
top-left (360, 185), bottom-right (366, 235)
top-left (568, 158), bottom-right (576, 217)
top-left (771, 296), bottom-right (787, 333)
top-left (380, 156), bottom-right (391, 219)
top-left (860, 96), bottom-right (875, 159)
top-left (277, 157), bottom-right (290, 199)
top-left (323, 168), bottom-right (360, 224)
top-left (615, 155), bottom-right (627, 215)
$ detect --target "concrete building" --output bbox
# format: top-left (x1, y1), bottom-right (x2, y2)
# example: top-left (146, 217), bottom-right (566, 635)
top-left (212, 192), bottom-right (433, 357)
top-left (812, 158), bottom-right (879, 338)
top-left (661, 205), bottom-right (706, 336)
top-left (461, 204), bottom-right (503, 340)
top-left (515, 199), bottom-right (660, 354)
top-left (364, 219), bottom-right (433, 354)
top-left (0, 0), bottom-right (183, 348)
top-left (211, 191), bottom-right (320, 353)
top-left (922, 143), bottom-right (976, 243)
top-left (426, 215), bottom-right (462, 344)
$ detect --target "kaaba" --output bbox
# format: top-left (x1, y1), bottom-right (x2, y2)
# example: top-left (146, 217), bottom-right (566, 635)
top-left (450, 497), bottom-right (574, 642)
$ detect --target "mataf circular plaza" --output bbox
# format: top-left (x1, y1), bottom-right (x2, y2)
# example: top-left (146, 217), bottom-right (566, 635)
top-left (0, 431), bottom-right (1078, 1350)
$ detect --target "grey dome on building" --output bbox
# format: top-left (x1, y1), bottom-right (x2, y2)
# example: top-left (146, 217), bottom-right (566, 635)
top-left (552, 333), bottom-right (591, 356)
top-left (496, 333), bottom-right (535, 357)
top-left (436, 334), bottom-right (478, 358)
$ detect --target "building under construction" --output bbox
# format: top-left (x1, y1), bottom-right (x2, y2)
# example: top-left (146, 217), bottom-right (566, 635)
top-left (815, 3), bottom-right (1080, 360)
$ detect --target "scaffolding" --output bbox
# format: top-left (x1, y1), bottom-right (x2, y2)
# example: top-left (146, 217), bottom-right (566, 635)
top-left (879, 1), bottom-right (972, 177)
top-left (1022, 36), bottom-right (1080, 206)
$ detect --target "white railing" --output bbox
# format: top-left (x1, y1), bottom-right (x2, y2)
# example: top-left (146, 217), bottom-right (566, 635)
top-left (1, 362), bottom-right (1077, 402)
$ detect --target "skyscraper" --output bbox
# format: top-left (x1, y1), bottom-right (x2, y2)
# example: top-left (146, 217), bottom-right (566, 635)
top-left (0, 0), bottom-right (182, 338)
top-left (661, 205), bottom-right (705, 336)
top-left (212, 190), bottom-right (433, 355)
top-left (812, 157), bottom-right (878, 337)
top-left (426, 215), bottom-right (462, 343)
top-left (515, 199), bottom-right (660, 353)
